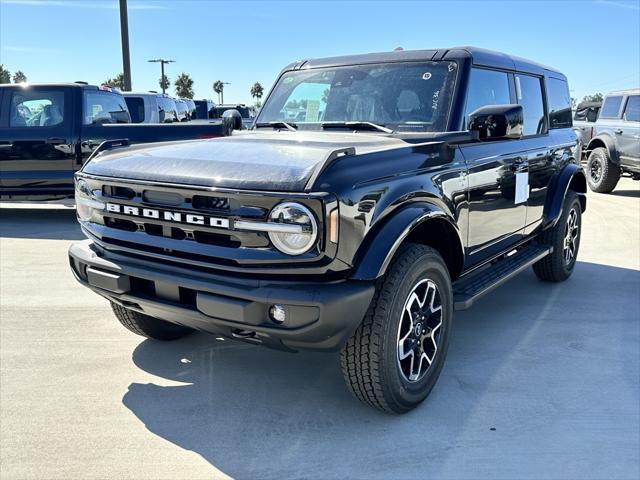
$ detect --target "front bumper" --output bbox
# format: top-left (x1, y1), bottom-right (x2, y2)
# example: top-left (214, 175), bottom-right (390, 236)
top-left (69, 240), bottom-right (375, 351)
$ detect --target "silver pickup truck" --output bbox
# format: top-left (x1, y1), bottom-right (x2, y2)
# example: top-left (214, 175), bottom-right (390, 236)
top-left (585, 89), bottom-right (640, 192)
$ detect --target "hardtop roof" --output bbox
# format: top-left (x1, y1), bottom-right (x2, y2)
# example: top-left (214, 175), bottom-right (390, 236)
top-left (285, 46), bottom-right (565, 78)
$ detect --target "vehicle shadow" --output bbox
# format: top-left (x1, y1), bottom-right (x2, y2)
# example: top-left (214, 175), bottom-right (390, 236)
top-left (123, 261), bottom-right (640, 479)
top-left (0, 207), bottom-right (84, 240)
top-left (611, 188), bottom-right (640, 198)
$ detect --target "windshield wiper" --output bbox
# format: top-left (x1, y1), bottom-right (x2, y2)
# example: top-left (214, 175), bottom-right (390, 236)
top-left (321, 121), bottom-right (393, 134)
top-left (254, 121), bottom-right (298, 132)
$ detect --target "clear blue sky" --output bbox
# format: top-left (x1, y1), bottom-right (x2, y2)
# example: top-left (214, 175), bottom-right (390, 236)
top-left (1, 0), bottom-right (639, 105)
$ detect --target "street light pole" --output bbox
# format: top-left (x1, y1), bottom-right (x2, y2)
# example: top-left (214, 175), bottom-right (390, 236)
top-left (221, 82), bottom-right (231, 104)
top-left (119, 0), bottom-right (132, 91)
top-left (148, 59), bottom-right (175, 94)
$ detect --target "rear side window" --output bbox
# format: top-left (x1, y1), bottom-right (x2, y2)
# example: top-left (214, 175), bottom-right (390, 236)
top-left (515, 74), bottom-right (546, 136)
top-left (600, 96), bottom-right (623, 118)
top-left (83, 91), bottom-right (130, 124)
top-left (9, 90), bottom-right (65, 127)
top-left (547, 78), bottom-right (572, 129)
top-left (124, 97), bottom-right (145, 123)
top-left (464, 68), bottom-right (511, 126)
top-left (623, 95), bottom-right (639, 122)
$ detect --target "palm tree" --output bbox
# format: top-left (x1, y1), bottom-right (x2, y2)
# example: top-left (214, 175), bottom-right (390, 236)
top-left (159, 74), bottom-right (170, 94)
top-left (103, 73), bottom-right (125, 90)
top-left (250, 82), bottom-right (264, 107)
top-left (12, 70), bottom-right (27, 83)
top-left (213, 80), bottom-right (224, 103)
top-left (175, 73), bottom-right (194, 99)
top-left (0, 65), bottom-right (11, 84)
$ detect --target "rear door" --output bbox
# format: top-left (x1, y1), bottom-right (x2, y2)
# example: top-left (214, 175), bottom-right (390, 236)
top-left (0, 86), bottom-right (75, 198)
top-left (619, 95), bottom-right (640, 166)
top-left (459, 67), bottom-right (528, 264)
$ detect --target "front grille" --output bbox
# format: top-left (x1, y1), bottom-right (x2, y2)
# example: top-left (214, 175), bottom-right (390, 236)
top-left (81, 176), bottom-right (328, 270)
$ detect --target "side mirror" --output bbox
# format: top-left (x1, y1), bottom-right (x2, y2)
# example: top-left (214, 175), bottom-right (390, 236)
top-left (222, 109), bottom-right (243, 131)
top-left (468, 104), bottom-right (523, 141)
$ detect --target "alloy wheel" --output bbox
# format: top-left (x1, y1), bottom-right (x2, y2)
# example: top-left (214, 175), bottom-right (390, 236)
top-left (563, 208), bottom-right (579, 266)
top-left (396, 279), bottom-right (443, 382)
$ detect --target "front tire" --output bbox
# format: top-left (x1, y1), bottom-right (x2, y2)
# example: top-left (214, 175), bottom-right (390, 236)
top-left (533, 191), bottom-right (582, 282)
top-left (111, 303), bottom-right (194, 340)
top-left (340, 244), bottom-right (452, 414)
top-left (587, 147), bottom-right (620, 193)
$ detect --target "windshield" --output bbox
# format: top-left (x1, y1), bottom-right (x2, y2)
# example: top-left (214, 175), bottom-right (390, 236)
top-left (257, 61), bottom-right (458, 132)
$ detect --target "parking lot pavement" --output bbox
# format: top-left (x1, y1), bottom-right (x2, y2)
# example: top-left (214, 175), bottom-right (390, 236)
top-left (0, 178), bottom-right (638, 480)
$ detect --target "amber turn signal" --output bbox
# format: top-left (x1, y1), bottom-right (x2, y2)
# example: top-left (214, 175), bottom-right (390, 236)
top-left (329, 208), bottom-right (339, 243)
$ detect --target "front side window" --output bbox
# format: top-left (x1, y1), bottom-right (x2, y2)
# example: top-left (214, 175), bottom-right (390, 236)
top-left (547, 78), bottom-right (572, 129)
top-left (515, 74), bottom-right (546, 136)
top-left (601, 95), bottom-right (623, 118)
top-left (83, 91), bottom-right (130, 124)
top-left (623, 95), bottom-right (639, 122)
top-left (9, 90), bottom-right (65, 127)
top-left (258, 61), bottom-right (459, 132)
top-left (464, 68), bottom-right (511, 125)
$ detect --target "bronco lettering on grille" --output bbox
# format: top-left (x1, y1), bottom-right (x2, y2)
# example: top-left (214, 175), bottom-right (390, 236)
top-left (105, 203), bottom-right (230, 229)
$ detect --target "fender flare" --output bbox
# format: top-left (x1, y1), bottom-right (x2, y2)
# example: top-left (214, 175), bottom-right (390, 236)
top-left (543, 163), bottom-right (587, 228)
top-left (587, 135), bottom-right (619, 164)
top-left (351, 202), bottom-right (464, 281)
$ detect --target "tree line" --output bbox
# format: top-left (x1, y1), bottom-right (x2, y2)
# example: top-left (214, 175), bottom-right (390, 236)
top-left (1, 65), bottom-right (606, 111)
top-left (103, 72), bottom-right (264, 105)
top-left (0, 65), bottom-right (27, 84)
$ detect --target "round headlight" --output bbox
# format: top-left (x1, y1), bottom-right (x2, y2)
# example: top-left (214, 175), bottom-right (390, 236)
top-left (268, 202), bottom-right (318, 255)
top-left (75, 179), bottom-right (104, 221)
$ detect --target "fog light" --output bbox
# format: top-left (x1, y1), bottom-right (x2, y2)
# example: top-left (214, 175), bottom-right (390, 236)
top-left (269, 304), bottom-right (286, 324)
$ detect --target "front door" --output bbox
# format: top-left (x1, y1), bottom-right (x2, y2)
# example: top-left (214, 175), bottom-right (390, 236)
top-left (0, 86), bottom-right (75, 199)
top-left (459, 67), bottom-right (527, 265)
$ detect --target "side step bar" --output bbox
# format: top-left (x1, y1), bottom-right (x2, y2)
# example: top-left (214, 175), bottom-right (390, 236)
top-left (453, 244), bottom-right (552, 311)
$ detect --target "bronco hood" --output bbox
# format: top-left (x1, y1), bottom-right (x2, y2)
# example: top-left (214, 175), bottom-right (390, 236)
top-left (81, 132), bottom-right (408, 192)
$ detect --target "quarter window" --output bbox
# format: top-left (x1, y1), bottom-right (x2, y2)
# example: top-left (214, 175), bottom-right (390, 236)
top-left (9, 90), bottom-right (65, 127)
top-left (623, 95), bottom-right (639, 122)
top-left (464, 68), bottom-right (511, 126)
top-left (515, 74), bottom-right (546, 136)
top-left (600, 96), bottom-right (623, 118)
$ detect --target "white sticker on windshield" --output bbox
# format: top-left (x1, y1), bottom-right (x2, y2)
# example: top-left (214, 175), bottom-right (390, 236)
top-left (305, 100), bottom-right (320, 122)
top-left (422, 72), bottom-right (432, 80)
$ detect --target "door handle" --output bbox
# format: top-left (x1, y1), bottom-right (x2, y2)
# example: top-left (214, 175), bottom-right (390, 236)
top-left (614, 129), bottom-right (623, 134)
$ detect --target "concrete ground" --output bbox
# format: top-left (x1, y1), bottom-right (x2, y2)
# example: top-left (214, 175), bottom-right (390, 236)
top-left (1, 178), bottom-right (638, 480)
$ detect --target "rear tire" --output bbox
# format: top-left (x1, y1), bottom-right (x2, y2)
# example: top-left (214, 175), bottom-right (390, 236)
top-left (111, 302), bottom-right (193, 340)
top-left (533, 191), bottom-right (582, 282)
top-left (587, 147), bottom-right (620, 193)
top-left (340, 244), bottom-right (452, 414)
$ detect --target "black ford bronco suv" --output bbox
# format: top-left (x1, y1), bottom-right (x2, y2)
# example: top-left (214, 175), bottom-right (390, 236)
top-left (69, 47), bottom-right (586, 413)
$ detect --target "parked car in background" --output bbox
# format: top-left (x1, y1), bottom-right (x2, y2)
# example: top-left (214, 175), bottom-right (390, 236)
top-left (123, 92), bottom-right (179, 124)
top-left (0, 82), bottom-right (233, 201)
top-left (180, 99), bottom-right (197, 120)
top-left (68, 47), bottom-right (585, 414)
top-left (572, 101), bottom-right (601, 158)
top-left (586, 89), bottom-right (639, 192)
top-left (174, 99), bottom-right (190, 122)
top-left (210, 103), bottom-right (254, 127)
top-left (194, 99), bottom-right (215, 119)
